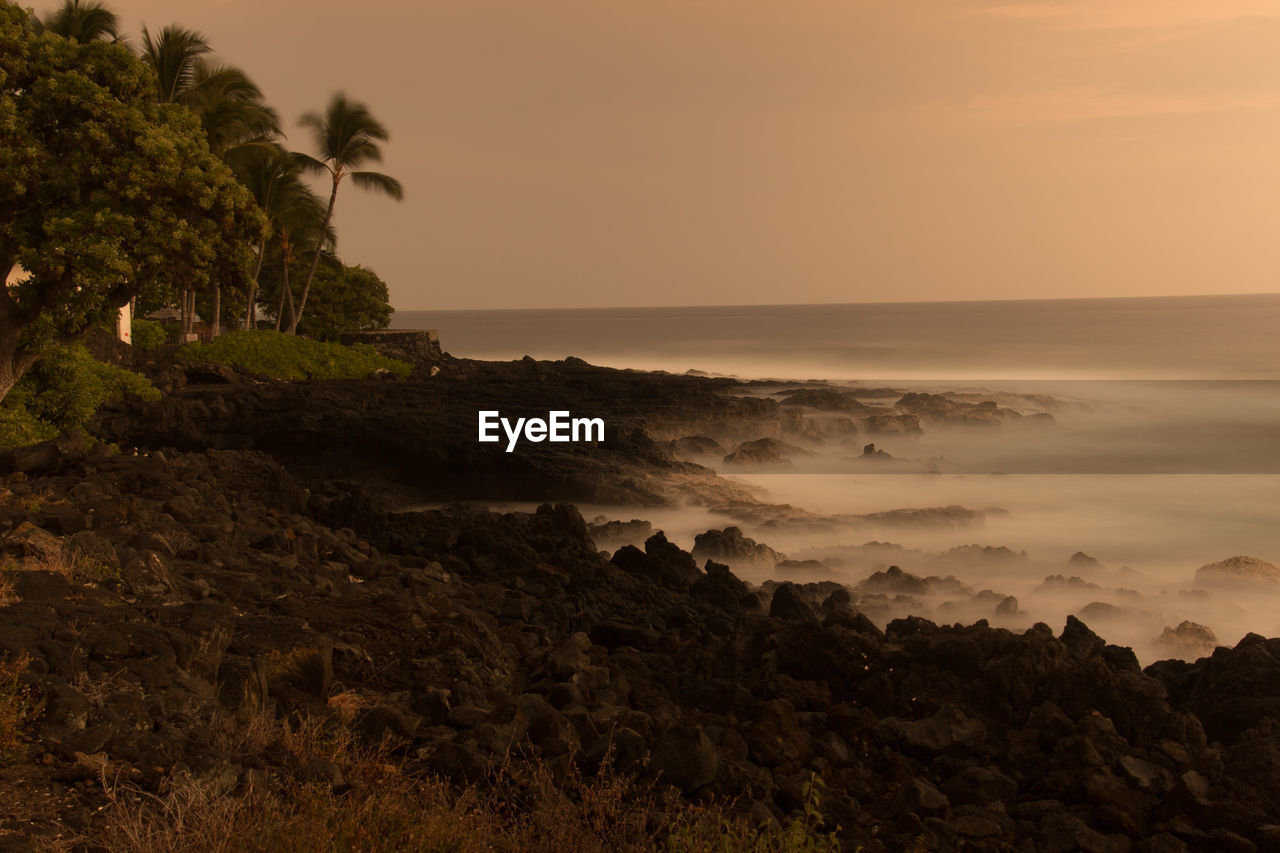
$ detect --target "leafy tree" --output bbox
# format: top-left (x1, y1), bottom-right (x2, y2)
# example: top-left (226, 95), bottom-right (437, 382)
top-left (141, 23), bottom-right (280, 338)
top-left (32, 0), bottom-right (119, 44)
top-left (0, 3), bottom-right (264, 399)
top-left (275, 263), bottom-right (392, 341)
top-left (291, 93), bottom-right (403, 334)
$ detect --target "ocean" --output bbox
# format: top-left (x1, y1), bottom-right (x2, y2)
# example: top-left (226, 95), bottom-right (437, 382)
top-left (395, 293), bottom-right (1280, 660)
top-left (392, 292), bottom-right (1280, 380)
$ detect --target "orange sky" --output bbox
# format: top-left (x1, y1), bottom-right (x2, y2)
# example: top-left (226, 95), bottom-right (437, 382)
top-left (101, 1), bottom-right (1280, 310)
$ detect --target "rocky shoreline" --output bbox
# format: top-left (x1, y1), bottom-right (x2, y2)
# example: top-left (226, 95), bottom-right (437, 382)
top-left (1, 356), bottom-right (1278, 851)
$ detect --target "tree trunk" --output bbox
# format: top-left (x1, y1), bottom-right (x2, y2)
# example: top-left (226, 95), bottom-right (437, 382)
top-left (275, 234), bottom-right (296, 332)
top-left (245, 236), bottom-right (266, 330)
top-left (0, 322), bottom-right (39, 403)
top-left (287, 176), bottom-right (339, 335)
top-left (211, 283), bottom-right (221, 338)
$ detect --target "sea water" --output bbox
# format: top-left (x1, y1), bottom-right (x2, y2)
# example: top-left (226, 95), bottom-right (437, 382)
top-left (395, 294), bottom-right (1280, 658)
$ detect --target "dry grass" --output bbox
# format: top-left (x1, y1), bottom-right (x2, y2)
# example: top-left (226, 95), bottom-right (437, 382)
top-left (49, 709), bottom-right (844, 853)
top-left (0, 571), bottom-right (16, 607)
top-left (71, 666), bottom-right (140, 709)
top-left (2, 542), bottom-right (116, 586)
top-left (0, 652), bottom-right (32, 764)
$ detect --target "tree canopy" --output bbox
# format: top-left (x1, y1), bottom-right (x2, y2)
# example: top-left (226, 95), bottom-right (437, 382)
top-left (0, 1), bottom-right (264, 397)
top-left (258, 261), bottom-right (392, 342)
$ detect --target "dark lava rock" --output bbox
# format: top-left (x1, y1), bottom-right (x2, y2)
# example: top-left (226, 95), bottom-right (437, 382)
top-left (768, 583), bottom-right (817, 622)
top-left (1195, 555), bottom-right (1280, 589)
top-left (856, 566), bottom-right (930, 596)
top-left (1069, 551), bottom-right (1104, 571)
top-left (859, 412), bottom-right (923, 436)
top-left (691, 526), bottom-right (784, 566)
top-left (1153, 621), bottom-right (1218, 662)
top-left (777, 388), bottom-right (876, 414)
top-left (667, 435), bottom-right (726, 456)
top-left (611, 531), bottom-right (701, 590)
top-left (587, 517), bottom-right (653, 550)
top-left (723, 438), bottom-right (811, 466)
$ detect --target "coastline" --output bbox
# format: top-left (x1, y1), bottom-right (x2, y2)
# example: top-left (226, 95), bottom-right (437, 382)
top-left (1, 354), bottom-right (1278, 849)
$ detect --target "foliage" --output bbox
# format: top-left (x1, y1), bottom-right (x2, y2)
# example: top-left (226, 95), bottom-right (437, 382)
top-left (7, 344), bottom-right (158, 433)
top-left (0, 404), bottom-right (57, 447)
top-left (288, 92), bottom-right (403, 333)
top-left (664, 774), bottom-right (842, 853)
top-left (91, 717), bottom-right (849, 853)
top-left (179, 329), bottom-right (410, 380)
top-left (129, 317), bottom-right (168, 350)
top-left (0, 3), bottom-right (265, 396)
top-left (259, 262), bottom-right (391, 341)
top-left (33, 0), bottom-right (120, 43)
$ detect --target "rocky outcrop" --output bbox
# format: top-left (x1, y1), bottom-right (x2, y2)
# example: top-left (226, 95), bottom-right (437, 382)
top-left (0, 440), bottom-right (1278, 850)
top-left (691, 526), bottom-right (785, 568)
top-left (722, 437), bottom-right (812, 467)
top-left (1153, 621), bottom-right (1218, 662)
top-left (777, 388), bottom-right (878, 414)
top-left (1194, 555), bottom-right (1280, 589)
top-left (895, 392), bottom-right (1056, 429)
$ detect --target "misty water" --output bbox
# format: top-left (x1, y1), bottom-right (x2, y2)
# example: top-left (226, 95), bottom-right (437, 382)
top-left (397, 294), bottom-right (1280, 662)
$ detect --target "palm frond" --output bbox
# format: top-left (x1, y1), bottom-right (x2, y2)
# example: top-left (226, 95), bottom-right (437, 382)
top-left (350, 171), bottom-right (404, 201)
top-left (38, 0), bottom-right (119, 43)
top-left (141, 24), bottom-right (211, 103)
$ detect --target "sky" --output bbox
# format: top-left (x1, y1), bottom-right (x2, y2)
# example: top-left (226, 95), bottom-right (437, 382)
top-left (98, 0), bottom-right (1280, 310)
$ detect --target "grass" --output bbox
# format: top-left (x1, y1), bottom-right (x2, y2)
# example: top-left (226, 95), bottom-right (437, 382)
top-left (0, 542), bottom-right (118, 587)
top-left (179, 330), bottom-right (412, 381)
top-left (52, 709), bottom-right (844, 853)
top-left (0, 652), bottom-right (32, 764)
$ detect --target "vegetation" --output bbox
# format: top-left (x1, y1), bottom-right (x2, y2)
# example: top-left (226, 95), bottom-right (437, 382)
top-left (288, 94), bottom-right (404, 335)
top-left (129, 317), bottom-right (168, 350)
top-left (0, 1), bottom-right (264, 400)
top-left (0, 651), bottom-right (31, 764)
top-left (87, 712), bottom-right (844, 852)
top-left (179, 330), bottom-right (410, 380)
top-left (259, 263), bottom-right (392, 341)
top-left (2, 0), bottom-right (404, 405)
top-left (0, 405), bottom-right (58, 447)
top-left (9, 343), bottom-right (158, 431)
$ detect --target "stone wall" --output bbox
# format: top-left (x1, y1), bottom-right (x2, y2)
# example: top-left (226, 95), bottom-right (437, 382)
top-left (339, 329), bottom-right (442, 364)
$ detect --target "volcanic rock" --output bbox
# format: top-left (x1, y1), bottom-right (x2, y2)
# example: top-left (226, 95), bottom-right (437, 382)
top-left (1194, 555), bottom-right (1280, 589)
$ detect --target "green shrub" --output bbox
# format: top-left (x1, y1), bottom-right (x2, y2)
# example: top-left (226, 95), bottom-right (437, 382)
top-left (0, 344), bottom-right (159, 447)
top-left (11, 344), bottom-right (159, 433)
top-left (130, 317), bottom-right (168, 350)
top-left (0, 406), bottom-right (58, 448)
top-left (179, 330), bottom-right (411, 380)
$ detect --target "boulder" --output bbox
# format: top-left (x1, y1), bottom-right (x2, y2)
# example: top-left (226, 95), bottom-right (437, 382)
top-left (1195, 556), bottom-right (1280, 589)
top-left (1153, 621), bottom-right (1218, 662)
top-left (691, 526), bottom-right (784, 566)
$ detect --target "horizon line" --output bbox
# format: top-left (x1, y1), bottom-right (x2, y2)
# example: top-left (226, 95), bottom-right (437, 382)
top-left (391, 289), bottom-right (1280, 315)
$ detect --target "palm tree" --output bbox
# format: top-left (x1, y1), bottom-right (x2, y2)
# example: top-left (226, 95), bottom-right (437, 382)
top-left (187, 63), bottom-right (281, 160)
top-left (35, 0), bottom-right (121, 43)
top-left (271, 186), bottom-right (334, 332)
top-left (233, 145), bottom-right (330, 330)
top-left (140, 24), bottom-right (210, 104)
top-left (289, 93), bottom-right (403, 334)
